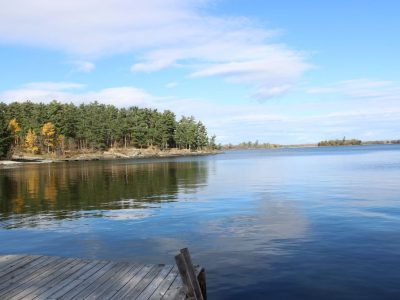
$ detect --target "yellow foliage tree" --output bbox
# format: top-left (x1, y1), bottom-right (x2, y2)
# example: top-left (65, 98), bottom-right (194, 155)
top-left (41, 122), bottom-right (56, 153)
top-left (8, 118), bottom-right (21, 145)
top-left (25, 129), bottom-right (39, 154)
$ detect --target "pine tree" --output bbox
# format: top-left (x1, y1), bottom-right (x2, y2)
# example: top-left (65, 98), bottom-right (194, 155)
top-left (160, 110), bottom-right (176, 149)
top-left (0, 111), bottom-right (13, 159)
top-left (195, 121), bottom-right (208, 150)
top-left (57, 134), bottom-right (65, 155)
top-left (209, 135), bottom-right (217, 149)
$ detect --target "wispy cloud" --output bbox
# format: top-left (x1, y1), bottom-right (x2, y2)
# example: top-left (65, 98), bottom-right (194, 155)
top-left (307, 79), bottom-right (400, 100)
top-left (68, 60), bottom-right (95, 73)
top-left (24, 82), bottom-right (85, 91)
top-left (0, 0), bottom-right (310, 100)
top-left (2, 78), bottom-right (399, 144)
top-left (0, 82), bottom-right (158, 107)
top-left (165, 81), bottom-right (178, 89)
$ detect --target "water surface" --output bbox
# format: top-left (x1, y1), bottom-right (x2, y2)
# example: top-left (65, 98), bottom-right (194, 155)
top-left (1, 145), bottom-right (400, 299)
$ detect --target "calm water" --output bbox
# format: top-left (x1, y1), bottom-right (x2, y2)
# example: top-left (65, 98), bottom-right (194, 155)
top-left (1, 145), bottom-right (400, 299)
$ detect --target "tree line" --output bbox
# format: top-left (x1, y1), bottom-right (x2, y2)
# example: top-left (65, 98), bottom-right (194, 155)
top-left (317, 137), bottom-right (362, 147)
top-left (222, 140), bottom-right (280, 150)
top-left (0, 101), bottom-right (216, 158)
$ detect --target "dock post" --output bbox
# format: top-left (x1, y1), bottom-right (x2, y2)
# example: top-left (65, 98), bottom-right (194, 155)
top-left (175, 248), bottom-right (206, 300)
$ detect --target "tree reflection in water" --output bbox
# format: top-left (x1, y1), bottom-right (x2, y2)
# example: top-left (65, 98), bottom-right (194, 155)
top-left (0, 160), bottom-right (208, 228)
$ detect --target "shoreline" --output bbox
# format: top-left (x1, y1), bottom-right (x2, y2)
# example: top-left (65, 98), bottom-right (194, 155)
top-left (0, 148), bottom-right (221, 167)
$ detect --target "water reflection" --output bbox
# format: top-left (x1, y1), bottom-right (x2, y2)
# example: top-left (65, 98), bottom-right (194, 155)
top-left (0, 160), bottom-right (208, 228)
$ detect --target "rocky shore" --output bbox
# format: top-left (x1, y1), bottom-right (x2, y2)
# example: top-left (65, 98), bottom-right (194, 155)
top-left (0, 148), bottom-right (220, 167)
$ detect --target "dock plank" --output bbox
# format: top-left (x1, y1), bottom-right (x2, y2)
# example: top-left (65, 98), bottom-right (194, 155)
top-left (123, 264), bottom-right (165, 299)
top-left (0, 257), bottom-right (74, 299)
top-left (0, 255), bottom-right (39, 279)
top-left (85, 263), bottom-right (141, 299)
top-left (110, 264), bottom-right (154, 299)
top-left (0, 256), bottom-right (52, 292)
top-left (34, 260), bottom-right (100, 300)
top-left (95, 263), bottom-right (146, 299)
top-left (47, 261), bottom-right (109, 299)
top-left (162, 272), bottom-right (186, 300)
top-left (148, 266), bottom-right (179, 300)
top-left (71, 262), bottom-right (127, 299)
top-left (0, 255), bottom-right (23, 268)
top-left (27, 259), bottom-right (92, 300)
top-left (59, 261), bottom-right (116, 300)
top-left (136, 265), bottom-right (174, 300)
top-left (0, 256), bottom-right (61, 297)
top-left (7, 258), bottom-right (80, 300)
top-left (0, 254), bottom-right (199, 300)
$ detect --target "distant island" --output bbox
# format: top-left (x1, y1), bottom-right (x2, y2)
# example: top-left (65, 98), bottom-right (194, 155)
top-left (0, 101), bottom-right (219, 161)
top-left (221, 141), bottom-right (280, 150)
top-left (318, 138), bottom-right (400, 147)
top-left (220, 138), bottom-right (400, 150)
top-left (317, 138), bottom-right (362, 146)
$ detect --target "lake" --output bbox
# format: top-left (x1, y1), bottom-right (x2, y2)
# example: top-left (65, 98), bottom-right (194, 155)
top-left (1, 145), bottom-right (400, 299)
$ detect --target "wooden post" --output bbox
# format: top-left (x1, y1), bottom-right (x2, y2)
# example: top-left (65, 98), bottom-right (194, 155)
top-left (175, 248), bottom-right (205, 300)
top-left (197, 268), bottom-right (207, 300)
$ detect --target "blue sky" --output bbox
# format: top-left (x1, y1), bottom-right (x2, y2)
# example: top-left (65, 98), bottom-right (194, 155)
top-left (1, 0), bottom-right (399, 144)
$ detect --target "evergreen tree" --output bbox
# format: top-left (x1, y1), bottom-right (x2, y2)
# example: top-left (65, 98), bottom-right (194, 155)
top-left (2, 101), bottom-right (214, 153)
top-left (195, 121), bottom-right (208, 150)
top-left (0, 110), bottom-right (12, 159)
top-left (159, 110), bottom-right (176, 149)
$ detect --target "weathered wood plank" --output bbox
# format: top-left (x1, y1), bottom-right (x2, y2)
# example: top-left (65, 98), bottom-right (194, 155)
top-left (10, 259), bottom-right (81, 300)
top-left (27, 259), bottom-right (92, 300)
top-left (110, 264), bottom-right (154, 299)
top-left (59, 261), bottom-right (116, 300)
top-left (123, 264), bottom-right (165, 299)
top-left (148, 266), bottom-right (179, 300)
top-left (47, 261), bottom-right (109, 299)
top-left (179, 248), bottom-right (204, 300)
top-left (0, 257), bottom-right (74, 299)
top-left (71, 262), bottom-right (127, 299)
top-left (0, 252), bottom-right (205, 300)
top-left (0, 256), bottom-right (62, 297)
top-left (197, 268), bottom-right (207, 300)
top-left (136, 265), bottom-right (174, 300)
top-left (164, 263), bottom-right (207, 300)
top-left (0, 256), bottom-right (52, 292)
top-left (33, 260), bottom-right (101, 300)
top-left (0, 255), bottom-right (39, 279)
top-left (85, 262), bottom-right (142, 299)
top-left (0, 255), bottom-right (23, 268)
top-left (161, 272), bottom-right (186, 300)
top-left (95, 263), bottom-right (146, 299)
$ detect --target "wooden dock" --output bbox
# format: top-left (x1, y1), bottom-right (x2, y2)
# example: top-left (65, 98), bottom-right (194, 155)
top-left (0, 250), bottom-right (206, 300)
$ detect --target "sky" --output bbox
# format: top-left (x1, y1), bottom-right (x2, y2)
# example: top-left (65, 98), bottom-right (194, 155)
top-left (0, 0), bottom-right (399, 144)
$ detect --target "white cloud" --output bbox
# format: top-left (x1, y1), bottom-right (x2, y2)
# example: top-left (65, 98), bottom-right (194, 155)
top-left (69, 61), bottom-right (95, 73)
top-left (307, 79), bottom-right (400, 100)
top-left (0, 0), bottom-right (310, 100)
top-left (0, 82), bottom-right (158, 107)
top-left (2, 78), bottom-right (399, 144)
top-left (165, 82), bottom-right (178, 89)
top-left (24, 82), bottom-right (85, 91)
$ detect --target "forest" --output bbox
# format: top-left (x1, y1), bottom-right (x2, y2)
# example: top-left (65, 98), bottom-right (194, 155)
top-left (0, 101), bottom-right (216, 158)
top-left (317, 138), bottom-right (362, 146)
top-left (222, 141), bottom-right (280, 149)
